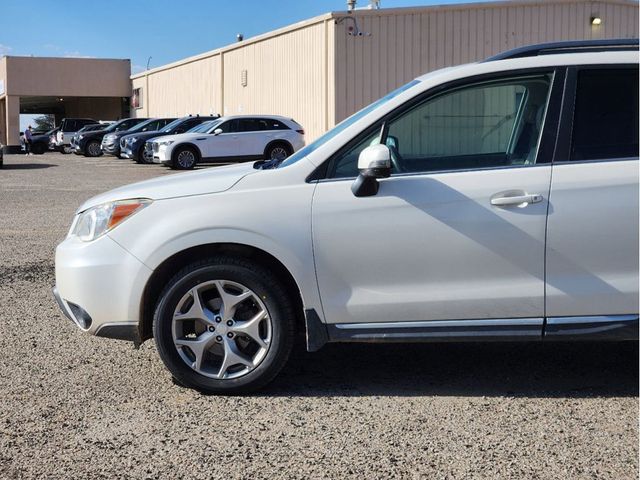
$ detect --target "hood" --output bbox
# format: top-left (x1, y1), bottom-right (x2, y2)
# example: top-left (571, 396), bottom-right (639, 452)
top-left (151, 133), bottom-right (206, 144)
top-left (122, 130), bottom-right (162, 142)
top-left (77, 161), bottom-right (258, 212)
top-left (80, 129), bottom-right (109, 139)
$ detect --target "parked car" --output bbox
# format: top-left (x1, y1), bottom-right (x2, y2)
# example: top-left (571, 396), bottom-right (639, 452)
top-left (54, 40), bottom-right (639, 394)
top-left (73, 118), bottom-right (147, 157)
top-left (24, 128), bottom-right (59, 154)
top-left (149, 115), bottom-right (305, 169)
top-left (101, 118), bottom-right (174, 158)
top-left (69, 124), bottom-right (107, 152)
top-left (53, 118), bottom-right (100, 154)
top-left (121, 116), bottom-right (217, 163)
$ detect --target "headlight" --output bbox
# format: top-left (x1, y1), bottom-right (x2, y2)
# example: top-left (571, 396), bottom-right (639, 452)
top-left (78, 134), bottom-right (84, 140)
top-left (128, 137), bottom-right (137, 144)
top-left (158, 140), bottom-right (174, 147)
top-left (70, 199), bottom-right (152, 242)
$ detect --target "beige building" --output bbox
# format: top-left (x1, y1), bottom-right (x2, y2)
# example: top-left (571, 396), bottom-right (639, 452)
top-left (131, 0), bottom-right (638, 141)
top-left (0, 56), bottom-right (131, 149)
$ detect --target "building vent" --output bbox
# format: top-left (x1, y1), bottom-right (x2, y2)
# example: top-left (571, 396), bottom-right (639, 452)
top-left (241, 70), bottom-right (248, 87)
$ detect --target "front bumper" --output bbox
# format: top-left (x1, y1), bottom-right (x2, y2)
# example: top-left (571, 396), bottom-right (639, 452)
top-left (54, 234), bottom-right (153, 342)
top-left (121, 143), bottom-right (139, 160)
top-left (151, 145), bottom-right (171, 164)
top-left (101, 141), bottom-right (120, 156)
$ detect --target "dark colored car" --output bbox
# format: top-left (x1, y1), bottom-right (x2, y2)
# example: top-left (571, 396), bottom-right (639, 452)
top-left (25, 128), bottom-right (58, 154)
top-left (121, 115), bottom-right (219, 163)
top-left (53, 118), bottom-right (100, 153)
top-left (73, 118), bottom-right (148, 157)
top-left (101, 118), bottom-right (174, 158)
top-left (69, 124), bottom-right (109, 152)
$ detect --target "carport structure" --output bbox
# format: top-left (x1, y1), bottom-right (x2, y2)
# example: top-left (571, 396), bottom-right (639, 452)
top-left (0, 56), bottom-right (131, 152)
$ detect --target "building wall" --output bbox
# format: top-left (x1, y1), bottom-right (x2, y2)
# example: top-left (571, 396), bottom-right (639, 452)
top-left (222, 19), bottom-right (332, 140)
top-left (4, 57), bottom-right (131, 97)
top-left (132, 54), bottom-right (222, 118)
top-left (132, 16), bottom-right (334, 141)
top-left (333, 0), bottom-right (640, 123)
top-left (132, 0), bottom-right (638, 142)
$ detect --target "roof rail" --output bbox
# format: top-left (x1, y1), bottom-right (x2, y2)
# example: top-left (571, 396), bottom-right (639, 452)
top-left (484, 38), bottom-right (639, 62)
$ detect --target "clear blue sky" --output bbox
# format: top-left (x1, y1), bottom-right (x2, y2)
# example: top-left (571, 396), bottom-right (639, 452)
top-left (1, 0), bottom-right (485, 74)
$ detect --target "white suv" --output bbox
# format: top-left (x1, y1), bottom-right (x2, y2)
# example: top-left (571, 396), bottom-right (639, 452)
top-left (149, 115), bottom-right (305, 169)
top-left (54, 40), bottom-right (639, 394)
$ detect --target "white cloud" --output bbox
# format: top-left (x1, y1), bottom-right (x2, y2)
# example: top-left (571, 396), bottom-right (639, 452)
top-left (64, 51), bottom-right (95, 59)
top-left (0, 44), bottom-right (12, 56)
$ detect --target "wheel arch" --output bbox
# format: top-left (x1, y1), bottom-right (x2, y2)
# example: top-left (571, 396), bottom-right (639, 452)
top-left (172, 142), bottom-right (202, 162)
top-left (263, 139), bottom-right (293, 158)
top-left (138, 242), bottom-right (305, 345)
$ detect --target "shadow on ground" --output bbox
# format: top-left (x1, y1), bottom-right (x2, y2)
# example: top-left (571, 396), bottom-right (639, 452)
top-left (1, 162), bottom-right (57, 170)
top-left (260, 341), bottom-right (638, 398)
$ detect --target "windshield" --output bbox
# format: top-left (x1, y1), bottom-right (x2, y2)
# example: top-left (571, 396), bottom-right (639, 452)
top-left (277, 79), bottom-right (421, 168)
top-left (102, 122), bottom-right (122, 133)
top-left (126, 118), bottom-right (156, 133)
top-left (161, 118), bottom-right (185, 133)
top-left (188, 120), bottom-right (222, 133)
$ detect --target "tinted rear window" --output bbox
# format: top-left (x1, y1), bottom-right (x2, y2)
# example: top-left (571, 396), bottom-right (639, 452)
top-left (571, 68), bottom-right (639, 161)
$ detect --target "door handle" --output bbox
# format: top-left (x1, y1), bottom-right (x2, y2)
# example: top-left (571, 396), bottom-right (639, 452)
top-left (490, 193), bottom-right (543, 207)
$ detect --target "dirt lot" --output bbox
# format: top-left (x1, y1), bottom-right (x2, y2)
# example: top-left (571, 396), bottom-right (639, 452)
top-left (0, 152), bottom-right (637, 479)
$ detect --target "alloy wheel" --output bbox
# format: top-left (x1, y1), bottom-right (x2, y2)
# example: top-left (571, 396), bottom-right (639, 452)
top-left (270, 146), bottom-right (288, 160)
top-left (171, 280), bottom-right (272, 380)
top-left (177, 150), bottom-right (195, 168)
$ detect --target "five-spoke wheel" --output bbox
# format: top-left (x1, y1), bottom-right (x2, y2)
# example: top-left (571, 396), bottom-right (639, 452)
top-left (172, 280), bottom-right (272, 379)
top-left (153, 257), bottom-right (295, 394)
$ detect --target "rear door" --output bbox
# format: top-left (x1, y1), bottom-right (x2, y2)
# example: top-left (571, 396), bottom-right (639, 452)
top-left (546, 66), bottom-right (639, 317)
top-left (235, 118), bottom-right (266, 156)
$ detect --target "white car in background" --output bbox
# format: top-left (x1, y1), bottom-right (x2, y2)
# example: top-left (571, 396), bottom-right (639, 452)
top-left (149, 115), bottom-right (305, 169)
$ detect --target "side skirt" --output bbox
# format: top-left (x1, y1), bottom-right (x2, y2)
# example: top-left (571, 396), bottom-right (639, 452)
top-left (304, 311), bottom-right (639, 351)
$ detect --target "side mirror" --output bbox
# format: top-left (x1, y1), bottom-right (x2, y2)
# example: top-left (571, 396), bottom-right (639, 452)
top-left (351, 144), bottom-right (391, 197)
top-left (213, 128), bottom-right (223, 135)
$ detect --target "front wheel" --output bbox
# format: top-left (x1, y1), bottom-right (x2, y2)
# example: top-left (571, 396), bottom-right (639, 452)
top-left (172, 146), bottom-right (198, 169)
top-left (265, 143), bottom-right (292, 161)
top-left (153, 257), bottom-right (295, 394)
top-left (85, 140), bottom-right (102, 157)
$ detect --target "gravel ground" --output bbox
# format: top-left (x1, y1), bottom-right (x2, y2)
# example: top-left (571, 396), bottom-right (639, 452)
top-left (0, 152), bottom-right (637, 479)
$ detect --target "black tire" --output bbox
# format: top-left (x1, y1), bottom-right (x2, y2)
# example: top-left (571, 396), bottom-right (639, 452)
top-left (265, 142), bottom-right (292, 161)
top-left (135, 147), bottom-right (146, 164)
top-left (84, 140), bottom-right (102, 157)
top-left (31, 142), bottom-right (45, 155)
top-left (171, 145), bottom-right (198, 170)
top-left (153, 256), bottom-right (295, 394)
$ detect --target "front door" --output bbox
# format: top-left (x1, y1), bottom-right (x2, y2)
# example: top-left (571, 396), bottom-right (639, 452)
top-left (312, 71), bottom-right (560, 326)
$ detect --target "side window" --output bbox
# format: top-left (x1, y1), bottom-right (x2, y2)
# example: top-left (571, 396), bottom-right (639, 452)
top-left (570, 68), bottom-right (639, 161)
top-left (238, 119), bottom-right (260, 132)
top-left (216, 120), bottom-right (238, 133)
top-left (266, 119), bottom-right (289, 130)
top-left (328, 74), bottom-right (552, 178)
top-left (65, 120), bottom-right (77, 132)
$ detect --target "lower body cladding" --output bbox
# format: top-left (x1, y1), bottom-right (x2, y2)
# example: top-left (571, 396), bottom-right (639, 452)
top-left (54, 234), bottom-right (152, 343)
top-left (304, 310), bottom-right (639, 352)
